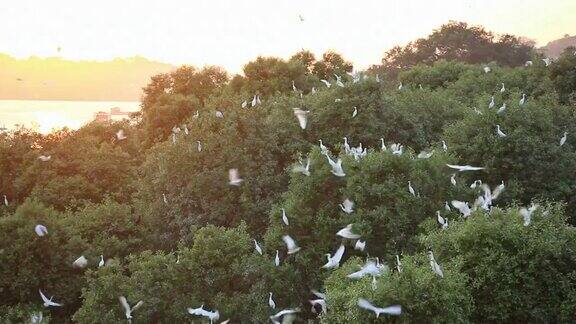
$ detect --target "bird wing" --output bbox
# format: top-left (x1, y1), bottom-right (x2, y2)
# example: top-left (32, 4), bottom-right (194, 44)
top-left (357, 298), bottom-right (376, 312)
top-left (132, 300), bottom-right (144, 312)
top-left (282, 235), bottom-right (297, 250)
top-left (39, 290), bottom-right (50, 304)
top-left (333, 245), bottom-right (346, 263)
top-left (119, 296), bottom-right (131, 316)
top-left (381, 305), bottom-right (402, 315)
top-left (451, 200), bottom-right (467, 210)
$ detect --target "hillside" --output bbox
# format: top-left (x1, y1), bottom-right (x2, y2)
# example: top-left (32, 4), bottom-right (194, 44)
top-left (541, 34), bottom-right (576, 58)
top-left (0, 54), bottom-right (174, 101)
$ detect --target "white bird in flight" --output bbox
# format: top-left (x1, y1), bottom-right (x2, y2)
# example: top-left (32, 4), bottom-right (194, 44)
top-left (340, 198), bottom-right (354, 214)
top-left (326, 155), bottom-right (345, 177)
top-left (293, 108), bottom-right (309, 130)
top-left (270, 309), bottom-right (299, 324)
top-left (451, 200), bottom-right (471, 217)
top-left (446, 164), bottom-right (485, 172)
top-left (228, 169), bottom-right (243, 186)
top-left (357, 299), bottom-right (402, 317)
top-left (282, 235), bottom-right (301, 254)
top-left (293, 158), bottom-right (311, 176)
top-left (116, 129), bottom-right (127, 141)
top-left (336, 224), bottom-right (361, 239)
top-left (39, 290), bottom-right (62, 307)
top-left (187, 305), bottom-right (220, 324)
top-left (347, 260), bottom-right (382, 279)
top-left (496, 125), bottom-right (507, 138)
top-left (72, 255), bottom-right (88, 269)
top-left (119, 296), bottom-right (144, 321)
top-left (483, 66), bottom-right (491, 73)
top-left (35, 224), bottom-right (48, 237)
top-left (38, 155), bottom-right (51, 162)
top-left (322, 244), bottom-right (345, 269)
top-left (320, 79), bottom-right (331, 88)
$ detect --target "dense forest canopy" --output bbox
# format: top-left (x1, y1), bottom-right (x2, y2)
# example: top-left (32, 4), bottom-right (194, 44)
top-left (1, 22), bottom-right (576, 323)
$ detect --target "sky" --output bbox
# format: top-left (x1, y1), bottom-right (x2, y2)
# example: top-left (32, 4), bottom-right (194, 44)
top-left (1, 0), bottom-right (575, 74)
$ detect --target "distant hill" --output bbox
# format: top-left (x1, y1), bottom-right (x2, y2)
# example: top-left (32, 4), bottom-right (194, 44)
top-left (540, 34), bottom-right (576, 58)
top-left (0, 54), bottom-right (175, 101)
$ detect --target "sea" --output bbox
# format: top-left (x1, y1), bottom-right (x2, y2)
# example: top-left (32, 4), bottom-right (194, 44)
top-left (0, 100), bottom-right (140, 134)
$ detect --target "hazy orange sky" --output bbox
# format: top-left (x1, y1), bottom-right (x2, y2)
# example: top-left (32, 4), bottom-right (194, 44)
top-left (2, 0), bottom-right (575, 73)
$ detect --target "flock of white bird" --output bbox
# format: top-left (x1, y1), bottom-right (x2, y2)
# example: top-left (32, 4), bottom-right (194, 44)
top-left (6, 47), bottom-right (565, 323)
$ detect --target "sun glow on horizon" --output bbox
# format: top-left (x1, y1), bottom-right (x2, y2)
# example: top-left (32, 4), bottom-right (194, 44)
top-left (0, 0), bottom-right (574, 73)
top-left (33, 111), bottom-right (82, 134)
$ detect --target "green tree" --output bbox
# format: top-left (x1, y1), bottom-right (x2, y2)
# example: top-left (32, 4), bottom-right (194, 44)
top-left (381, 21), bottom-right (534, 77)
top-left (323, 255), bottom-right (473, 323)
top-left (74, 224), bottom-right (278, 323)
top-left (422, 204), bottom-right (576, 322)
top-left (549, 47), bottom-right (576, 104)
top-left (444, 95), bottom-right (576, 221)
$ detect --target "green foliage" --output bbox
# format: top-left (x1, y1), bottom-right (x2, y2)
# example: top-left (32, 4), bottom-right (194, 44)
top-left (444, 95), bottom-right (576, 221)
top-left (422, 204), bottom-right (576, 322)
top-left (263, 148), bottom-right (460, 309)
top-left (13, 124), bottom-right (138, 211)
top-left (3, 22), bottom-right (576, 323)
top-left (382, 21), bottom-right (534, 77)
top-left (0, 201), bottom-right (85, 323)
top-left (323, 255), bottom-right (473, 323)
top-left (74, 224), bottom-right (278, 323)
top-left (135, 101), bottom-right (289, 249)
top-left (549, 47), bottom-right (576, 104)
